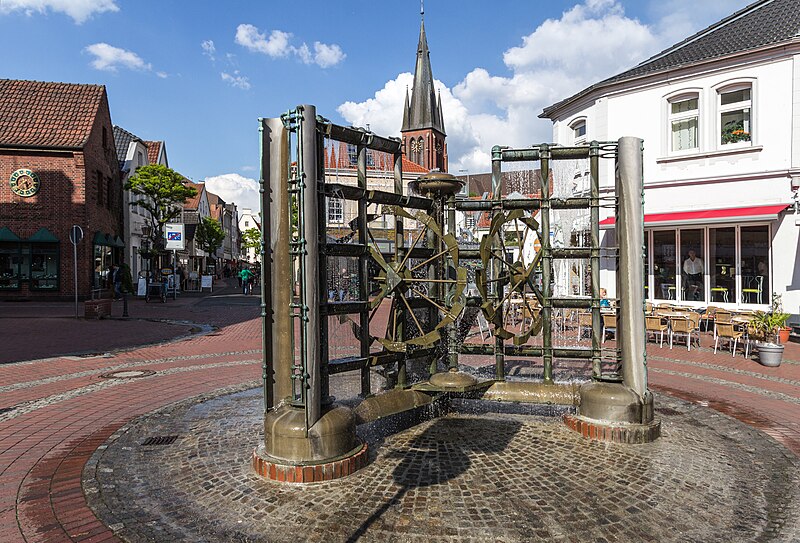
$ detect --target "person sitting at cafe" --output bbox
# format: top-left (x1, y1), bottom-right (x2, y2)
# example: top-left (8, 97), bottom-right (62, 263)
top-left (683, 249), bottom-right (703, 300)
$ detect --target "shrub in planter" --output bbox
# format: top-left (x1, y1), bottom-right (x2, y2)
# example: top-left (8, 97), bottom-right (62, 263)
top-left (748, 310), bottom-right (790, 367)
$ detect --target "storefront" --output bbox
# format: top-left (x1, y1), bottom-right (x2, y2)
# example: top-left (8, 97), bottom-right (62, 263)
top-left (601, 204), bottom-right (786, 308)
top-left (0, 227), bottom-right (60, 293)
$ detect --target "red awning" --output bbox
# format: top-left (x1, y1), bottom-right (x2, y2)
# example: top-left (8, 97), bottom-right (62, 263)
top-left (599, 204), bottom-right (789, 228)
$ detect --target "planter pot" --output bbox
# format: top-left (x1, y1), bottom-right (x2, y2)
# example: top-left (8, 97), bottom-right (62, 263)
top-left (756, 343), bottom-right (784, 367)
top-left (778, 327), bottom-right (791, 344)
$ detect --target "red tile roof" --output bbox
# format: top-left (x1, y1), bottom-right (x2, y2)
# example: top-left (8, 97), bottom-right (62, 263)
top-left (402, 157), bottom-right (429, 174)
top-left (183, 181), bottom-right (204, 210)
top-left (144, 140), bottom-right (162, 164)
top-left (0, 79), bottom-right (106, 149)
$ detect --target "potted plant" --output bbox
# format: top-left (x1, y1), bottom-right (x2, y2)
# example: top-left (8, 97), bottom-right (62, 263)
top-left (749, 306), bottom-right (791, 368)
top-left (721, 120), bottom-right (751, 144)
top-left (771, 293), bottom-right (793, 343)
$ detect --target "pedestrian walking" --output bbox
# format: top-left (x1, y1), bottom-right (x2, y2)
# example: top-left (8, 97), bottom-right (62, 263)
top-left (239, 267), bottom-right (254, 295)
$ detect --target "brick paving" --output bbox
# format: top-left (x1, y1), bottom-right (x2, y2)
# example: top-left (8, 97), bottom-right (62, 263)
top-left (0, 288), bottom-right (798, 541)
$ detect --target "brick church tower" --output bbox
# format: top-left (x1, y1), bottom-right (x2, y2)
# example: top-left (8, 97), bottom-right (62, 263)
top-left (401, 9), bottom-right (447, 173)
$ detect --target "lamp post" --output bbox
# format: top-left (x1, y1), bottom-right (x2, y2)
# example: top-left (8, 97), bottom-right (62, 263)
top-left (141, 224), bottom-right (152, 283)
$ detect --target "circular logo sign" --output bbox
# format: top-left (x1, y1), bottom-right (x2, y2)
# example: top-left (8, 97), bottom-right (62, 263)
top-left (9, 169), bottom-right (41, 197)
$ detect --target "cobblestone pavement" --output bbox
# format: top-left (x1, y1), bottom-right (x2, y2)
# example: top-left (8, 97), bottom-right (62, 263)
top-left (84, 388), bottom-right (800, 543)
top-left (1, 289), bottom-right (799, 542)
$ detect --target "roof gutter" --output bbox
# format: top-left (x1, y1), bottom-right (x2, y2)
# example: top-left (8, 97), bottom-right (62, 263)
top-left (0, 144), bottom-right (81, 153)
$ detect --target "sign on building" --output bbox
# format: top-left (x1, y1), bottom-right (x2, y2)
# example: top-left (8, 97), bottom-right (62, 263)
top-left (165, 223), bottom-right (185, 250)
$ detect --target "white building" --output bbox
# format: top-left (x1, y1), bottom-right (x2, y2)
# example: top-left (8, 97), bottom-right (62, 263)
top-left (238, 208), bottom-right (261, 264)
top-left (113, 127), bottom-right (169, 279)
top-left (541, 0), bottom-right (800, 321)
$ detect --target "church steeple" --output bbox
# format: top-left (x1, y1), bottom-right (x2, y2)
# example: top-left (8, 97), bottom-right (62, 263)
top-left (401, 7), bottom-right (448, 172)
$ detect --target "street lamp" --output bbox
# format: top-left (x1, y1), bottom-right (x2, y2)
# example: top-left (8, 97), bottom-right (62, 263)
top-left (141, 224), bottom-right (152, 281)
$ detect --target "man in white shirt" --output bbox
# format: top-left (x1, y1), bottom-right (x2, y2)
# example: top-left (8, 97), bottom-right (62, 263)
top-left (683, 249), bottom-right (703, 300)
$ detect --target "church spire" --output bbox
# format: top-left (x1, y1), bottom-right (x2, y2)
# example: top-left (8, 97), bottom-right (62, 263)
top-left (404, 9), bottom-right (445, 135)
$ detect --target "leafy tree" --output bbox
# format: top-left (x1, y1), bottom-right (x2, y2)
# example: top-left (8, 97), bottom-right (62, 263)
top-left (241, 227), bottom-right (261, 251)
top-left (124, 164), bottom-right (197, 250)
top-left (196, 216), bottom-right (226, 263)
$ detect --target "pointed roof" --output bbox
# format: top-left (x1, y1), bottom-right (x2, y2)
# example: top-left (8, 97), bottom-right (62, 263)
top-left (0, 79), bottom-right (106, 149)
top-left (542, 0), bottom-right (800, 117)
top-left (113, 125), bottom-right (142, 170)
top-left (401, 15), bottom-right (446, 135)
top-left (144, 140), bottom-right (165, 165)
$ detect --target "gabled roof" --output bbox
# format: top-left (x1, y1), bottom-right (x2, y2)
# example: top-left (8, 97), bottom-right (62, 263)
top-left (113, 125), bottom-right (142, 170)
top-left (541, 0), bottom-right (800, 117)
top-left (0, 79), bottom-right (106, 149)
top-left (144, 140), bottom-right (164, 165)
top-left (183, 181), bottom-right (205, 210)
top-left (401, 15), bottom-right (446, 135)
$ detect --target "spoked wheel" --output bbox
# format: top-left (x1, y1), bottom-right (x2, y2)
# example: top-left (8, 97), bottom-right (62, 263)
top-left (476, 209), bottom-right (544, 345)
top-left (366, 206), bottom-right (467, 352)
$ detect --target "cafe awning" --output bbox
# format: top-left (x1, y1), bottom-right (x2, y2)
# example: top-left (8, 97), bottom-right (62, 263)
top-left (0, 227), bottom-right (21, 242)
top-left (93, 232), bottom-right (123, 247)
top-left (599, 204), bottom-right (790, 229)
top-left (27, 227), bottom-right (59, 243)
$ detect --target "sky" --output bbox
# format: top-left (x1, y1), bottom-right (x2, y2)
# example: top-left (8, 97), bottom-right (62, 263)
top-left (0, 0), bottom-right (752, 213)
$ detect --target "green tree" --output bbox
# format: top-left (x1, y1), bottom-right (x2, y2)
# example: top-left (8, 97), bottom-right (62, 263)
top-left (124, 164), bottom-right (197, 250)
top-left (241, 227), bottom-right (261, 252)
top-left (196, 216), bottom-right (226, 269)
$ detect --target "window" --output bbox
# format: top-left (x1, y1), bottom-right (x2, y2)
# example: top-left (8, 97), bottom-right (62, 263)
top-left (106, 176), bottom-right (113, 209)
top-left (327, 197), bottom-right (343, 223)
top-left (465, 213), bottom-right (476, 230)
top-left (669, 95), bottom-right (699, 152)
top-left (740, 225), bottom-right (769, 304)
top-left (719, 86), bottom-right (751, 145)
top-left (30, 244), bottom-right (59, 290)
top-left (0, 242), bottom-right (21, 290)
top-left (347, 144), bottom-right (358, 166)
top-left (679, 229), bottom-right (704, 302)
top-left (102, 127), bottom-right (108, 149)
top-left (244, 220), bottom-right (249, 227)
top-left (137, 151), bottom-right (144, 167)
top-left (653, 230), bottom-right (676, 300)
top-left (709, 227), bottom-right (735, 303)
top-left (571, 120), bottom-right (587, 143)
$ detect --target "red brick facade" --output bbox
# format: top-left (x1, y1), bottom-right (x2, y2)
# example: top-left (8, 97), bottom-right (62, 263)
top-left (0, 82), bottom-right (122, 299)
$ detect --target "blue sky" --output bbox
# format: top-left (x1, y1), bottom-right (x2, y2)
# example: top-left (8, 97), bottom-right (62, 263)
top-left (0, 0), bottom-right (751, 211)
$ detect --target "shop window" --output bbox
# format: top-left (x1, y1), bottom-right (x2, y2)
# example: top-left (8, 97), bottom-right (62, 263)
top-left (0, 243), bottom-right (21, 290)
top-left (669, 94), bottom-right (698, 152)
top-left (709, 227), bottom-right (736, 303)
top-left (719, 86), bottom-right (752, 145)
top-left (94, 244), bottom-right (113, 289)
top-left (30, 244), bottom-right (59, 291)
top-left (643, 232), bottom-right (649, 299)
top-left (653, 230), bottom-right (676, 300)
top-left (740, 225), bottom-right (769, 304)
top-left (679, 229), bottom-right (705, 302)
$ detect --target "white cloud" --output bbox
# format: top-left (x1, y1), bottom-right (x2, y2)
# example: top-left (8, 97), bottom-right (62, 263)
top-left (203, 173), bottom-right (260, 213)
top-left (235, 24), bottom-right (293, 58)
top-left (0, 0), bottom-right (118, 23)
top-left (241, 165), bottom-right (257, 172)
top-left (156, 71), bottom-right (168, 79)
top-left (201, 39), bottom-right (216, 61)
top-left (235, 23), bottom-right (345, 68)
top-left (221, 70), bottom-right (251, 90)
top-left (338, 0), bottom-right (734, 173)
top-left (84, 43), bottom-right (152, 72)
top-left (311, 42), bottom-right (346, 68)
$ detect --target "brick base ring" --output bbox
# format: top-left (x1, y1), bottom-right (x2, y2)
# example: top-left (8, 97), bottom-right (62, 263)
top-left (564, 414), bottom-right (661, 444)
top-left (252, 442), bottom-right (369, 483)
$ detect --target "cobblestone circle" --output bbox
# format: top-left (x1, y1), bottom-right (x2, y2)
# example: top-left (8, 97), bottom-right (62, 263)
top-left (85, 388), bottom-right (800, 543)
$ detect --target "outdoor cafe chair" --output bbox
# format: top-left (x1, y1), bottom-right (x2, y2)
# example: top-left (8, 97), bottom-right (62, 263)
top-left (713, 310), bottom-right (733, 338)
top-left (669, 314), bottom-right (699, 351)
top-left (714, 322), bottom-right (744, 357)
top-left (702, 306), bottom-right (720, 333)
top-left (645, 315), bottom-right (668, 347)
top-left (602, 313), bottom-right (617, 343)
top-left (577, 312), bottom-right (592, 340)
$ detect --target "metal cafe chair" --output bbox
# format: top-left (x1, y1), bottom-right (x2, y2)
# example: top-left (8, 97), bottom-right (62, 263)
top-left (645, 315), bottom-right (668, 347)
top-left (577, 312), bottom-right (592, 340)
top-left (602, 313), bottom-right (617, 343)
top-left (714, 322), bottom-right (744, 357)
top-left (669, 314), bottom-right (699, 351)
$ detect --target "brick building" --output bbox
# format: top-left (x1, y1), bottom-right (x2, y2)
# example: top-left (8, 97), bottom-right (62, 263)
top-left (0, 79), bottom-right (123, 299)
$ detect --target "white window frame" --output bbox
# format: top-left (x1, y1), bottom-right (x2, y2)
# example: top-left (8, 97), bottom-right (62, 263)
top-left (327, 197), bottom-right (344, 224)
top-left (667, 92), bottom-right (700, 154)
top-left (569, 118), bottom-right (587, 144)
top-left (715, 80), bottom-right (754, 149)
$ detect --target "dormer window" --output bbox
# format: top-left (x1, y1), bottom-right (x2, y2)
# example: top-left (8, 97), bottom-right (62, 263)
top-left (668, 94), bottom-right (698, 152)
top-left (719, 85), bottom-right (751, 146)
top-left (570, 119), bottom-right (587, 144)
